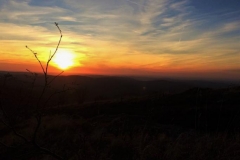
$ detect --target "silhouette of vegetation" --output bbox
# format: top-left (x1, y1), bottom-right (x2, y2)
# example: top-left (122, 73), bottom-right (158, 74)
top-left (1, 23), bottom-right (240, 159)
top-left (0, 22), bottom-right (64, 159)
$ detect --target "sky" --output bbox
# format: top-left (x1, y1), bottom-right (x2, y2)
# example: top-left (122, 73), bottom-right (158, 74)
top-left (0, 0), bottom-right (240, 80)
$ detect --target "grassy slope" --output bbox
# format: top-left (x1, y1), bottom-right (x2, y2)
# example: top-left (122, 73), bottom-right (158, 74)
top-left (1, 75), bottom-right (240, 159)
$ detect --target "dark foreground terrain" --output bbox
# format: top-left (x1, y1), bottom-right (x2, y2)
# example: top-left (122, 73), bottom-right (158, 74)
top-left (1, 73), bottom-right (240, 159)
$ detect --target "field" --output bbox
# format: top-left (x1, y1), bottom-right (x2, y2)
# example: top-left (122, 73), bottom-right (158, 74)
top-left (1, 73), bottom-right (240, 159)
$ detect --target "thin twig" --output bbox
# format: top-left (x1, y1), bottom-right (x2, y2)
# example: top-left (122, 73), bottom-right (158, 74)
top-left (0, 141), bottom-right (9, 148)
top-left (45, 22), bottom-right (63, 77)
top-left (48, 71), bottom-right (64, 85)
top-left (1, 93), bottom-right (27, 143)
top-left (26, 46), bottom-right (46, 75)
top-left (43, 87), bottom-right (72, 108)
top-left (34, 142), bottom-right (64, 160)
top-left (24, 22), bottom-right (64, 160)
top-left (32, 113), bottom-right (41, 144)
top-left (0, 118), bottom-right (29, 143)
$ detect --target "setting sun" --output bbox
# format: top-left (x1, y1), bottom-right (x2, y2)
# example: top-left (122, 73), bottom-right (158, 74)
top-left (53, 50), bottom-right (74, 70)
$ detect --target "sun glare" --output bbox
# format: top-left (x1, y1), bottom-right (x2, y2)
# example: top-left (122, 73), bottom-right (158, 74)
top-left (53, 50), bottom-right (74, 70)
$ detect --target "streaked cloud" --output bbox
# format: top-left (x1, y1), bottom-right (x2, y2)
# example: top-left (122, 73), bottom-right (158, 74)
top-left (1, 0), bottom-right (240, 79)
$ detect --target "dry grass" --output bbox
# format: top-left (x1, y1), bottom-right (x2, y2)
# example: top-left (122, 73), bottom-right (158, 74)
top-left (1, 108), bottom-right (240, 159)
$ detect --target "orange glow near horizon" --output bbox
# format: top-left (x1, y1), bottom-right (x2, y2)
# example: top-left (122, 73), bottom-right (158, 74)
top-left (0, 0), bottom-right (240, 80)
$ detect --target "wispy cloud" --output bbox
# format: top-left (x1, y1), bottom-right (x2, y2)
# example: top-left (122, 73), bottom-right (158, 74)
top-left (1, 0), bottom-right (240, 78)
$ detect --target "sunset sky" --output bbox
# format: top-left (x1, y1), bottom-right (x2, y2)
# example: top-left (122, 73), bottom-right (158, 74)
top-left (1, 0), bottom-right (240, 79)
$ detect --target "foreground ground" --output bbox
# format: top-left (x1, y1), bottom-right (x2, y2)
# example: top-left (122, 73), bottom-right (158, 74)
top-left (1, 86), bottom-right (240, 159)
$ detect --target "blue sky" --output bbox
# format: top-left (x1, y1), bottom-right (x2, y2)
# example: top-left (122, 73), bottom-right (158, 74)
top-left (0, 0), bottom-right (240, 79)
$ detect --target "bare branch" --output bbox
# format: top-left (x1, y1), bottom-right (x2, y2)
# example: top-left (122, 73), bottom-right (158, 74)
top-left (24, 22), bottom-right (64, 160)
top-left (0, 118), bottom-right (29, 143)
top-left (34, 143), bottom-right (64, 160)
top-left (48, 71), bottom-right (64, 85)
top-left (26, 46), bottom-right (46, 74)
top-left (26, 69), bottom-right (34, 75)
top-left (1, 97), bottom-right (29, 143)
top-left (45, 22), bottom-right (63, 76)
top-left (0, 141), bottom-right (9, 148)
top-left (43, 86), bottom-right (72, 108)
top-left (32, 113), bottom-right (41, 144)
top-left (48, 50), bottom-right (52, 61)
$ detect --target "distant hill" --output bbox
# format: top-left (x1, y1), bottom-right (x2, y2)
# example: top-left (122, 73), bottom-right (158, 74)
top-left (1, 72), bottom-right (238, 102)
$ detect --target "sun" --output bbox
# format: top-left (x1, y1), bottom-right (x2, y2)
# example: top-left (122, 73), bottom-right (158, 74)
top-left (52, 50), bottom-right (74, 70)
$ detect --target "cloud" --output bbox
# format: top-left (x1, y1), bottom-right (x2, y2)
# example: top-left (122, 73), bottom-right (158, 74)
top-left (0, 0), bottom-right (240, 77)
